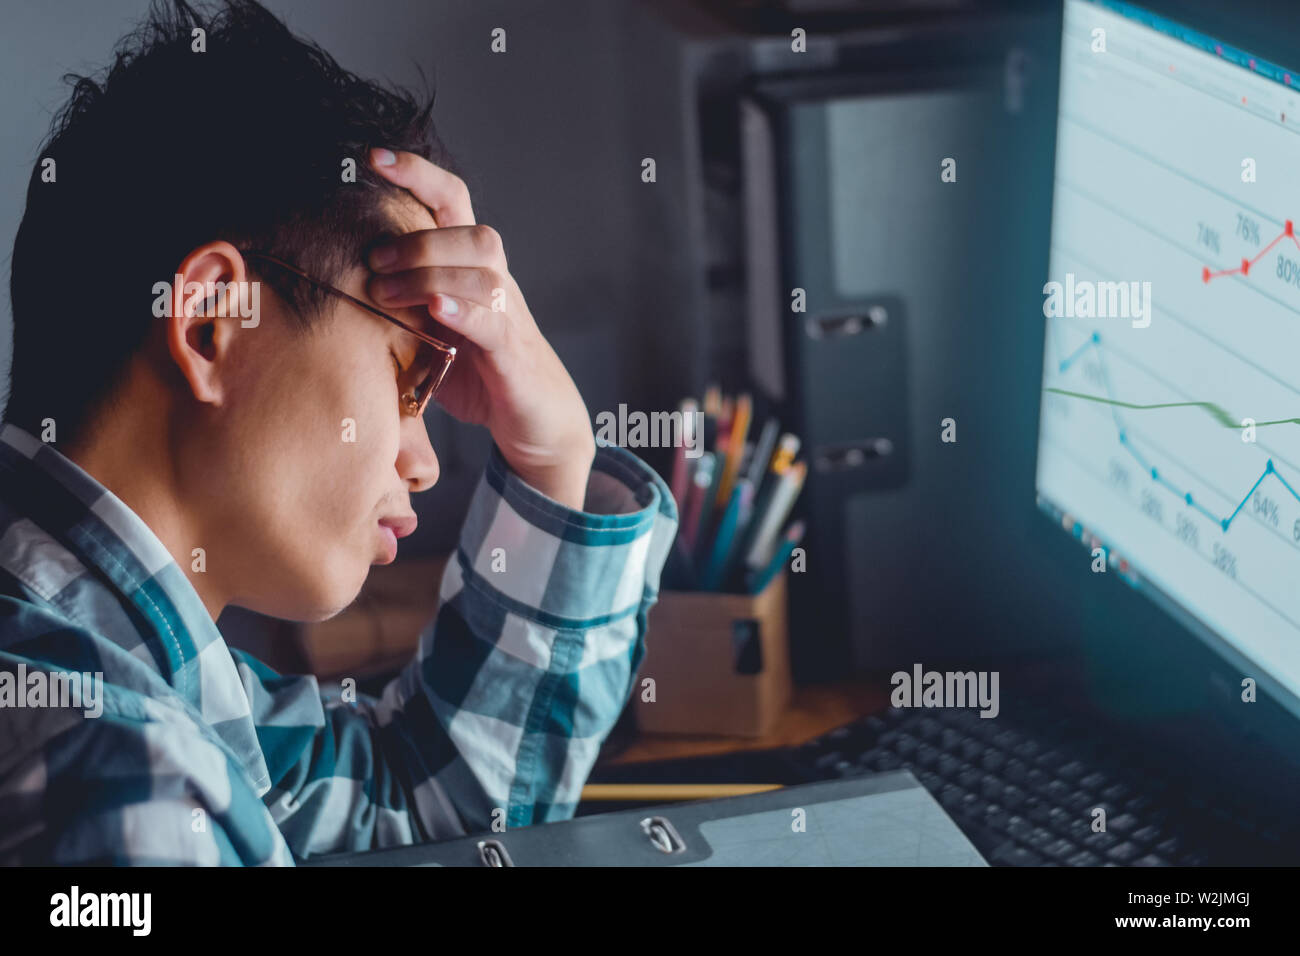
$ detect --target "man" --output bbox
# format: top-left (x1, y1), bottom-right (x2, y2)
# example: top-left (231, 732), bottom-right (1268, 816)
top-left (0, 0), bottom-right (676, 864)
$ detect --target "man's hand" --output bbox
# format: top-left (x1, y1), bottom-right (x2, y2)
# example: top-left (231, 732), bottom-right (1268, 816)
top-left (366, 148), bottom-right (595, 510)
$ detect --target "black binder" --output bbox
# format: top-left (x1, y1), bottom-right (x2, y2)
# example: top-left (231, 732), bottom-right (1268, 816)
top-left (302, 770), bottom-right (987, 867)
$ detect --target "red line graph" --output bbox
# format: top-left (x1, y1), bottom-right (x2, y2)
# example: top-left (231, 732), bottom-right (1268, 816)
top-left (1202, 218), bottom-right (1298, 283)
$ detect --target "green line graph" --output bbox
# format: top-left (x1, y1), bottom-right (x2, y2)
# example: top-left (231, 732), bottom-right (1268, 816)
top-left (1043, 387), bottom-right (1300, 429)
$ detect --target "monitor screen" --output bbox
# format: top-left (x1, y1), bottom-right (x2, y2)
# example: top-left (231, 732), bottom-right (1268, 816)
top-left (1036, 0), bottom-right (1300, 714)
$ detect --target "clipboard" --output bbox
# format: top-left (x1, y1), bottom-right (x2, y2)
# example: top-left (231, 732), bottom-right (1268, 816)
top-left (302, 770), bottom-right (988, 867)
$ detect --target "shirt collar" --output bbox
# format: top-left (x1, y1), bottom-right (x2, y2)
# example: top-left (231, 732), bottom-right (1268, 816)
top-left (0, 423), bottom-right (271, 793)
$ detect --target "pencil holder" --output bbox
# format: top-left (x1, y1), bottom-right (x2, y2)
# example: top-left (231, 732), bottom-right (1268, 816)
top-left (635, 571), bottom-right (792, 737)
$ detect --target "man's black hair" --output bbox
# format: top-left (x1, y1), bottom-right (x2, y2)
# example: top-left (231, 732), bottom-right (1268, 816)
top-left (6, 0), bottom-right (457, 444)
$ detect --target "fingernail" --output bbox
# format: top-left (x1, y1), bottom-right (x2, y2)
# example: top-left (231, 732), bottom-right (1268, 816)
top-left (438, 294), bottom-right (459, 316)
top-left (371, 246), bottom-right (396, 269)
top-left (372, 148), bottom-right (396, 167)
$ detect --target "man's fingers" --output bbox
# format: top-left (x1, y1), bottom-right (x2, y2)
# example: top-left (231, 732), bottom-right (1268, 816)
top-left (371, 264), bottom-right (509, 309)
top-left (369, 148), bottom-right (476, 227)
top-left (426, 293), bottom-right (508, 353)
top-left (368, 224), bottom-right (505, 273)
top-left (368, 267), bottom-right (511, 350)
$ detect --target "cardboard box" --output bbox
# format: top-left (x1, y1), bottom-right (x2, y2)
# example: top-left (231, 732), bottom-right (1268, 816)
top-left (635, 571), bottom-right (792, 737)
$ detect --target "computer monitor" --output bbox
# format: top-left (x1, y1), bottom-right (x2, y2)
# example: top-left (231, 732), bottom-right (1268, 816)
top-left (1036, 0), bottom-right (1300, 720)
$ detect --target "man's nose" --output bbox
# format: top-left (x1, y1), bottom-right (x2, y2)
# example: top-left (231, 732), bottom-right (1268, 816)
top-left (398, 417), bottom-right (440, 493)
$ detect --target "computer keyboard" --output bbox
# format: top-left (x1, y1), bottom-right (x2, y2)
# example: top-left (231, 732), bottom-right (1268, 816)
top-left (589, 700), bottom-right (1300, 866)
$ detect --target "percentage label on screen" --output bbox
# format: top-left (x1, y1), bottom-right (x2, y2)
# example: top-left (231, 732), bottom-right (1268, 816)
top-left (1277, 254), bottom-right (1300, 289)
top-left (1212, 542), bottom-right (1239, 579)
top-left (1252, 493), bottom-right (1280, 527)
top-left (1198, 221), bottom-right (1221, 254)
top-left (1236, 213), bottom-right (1261, 246)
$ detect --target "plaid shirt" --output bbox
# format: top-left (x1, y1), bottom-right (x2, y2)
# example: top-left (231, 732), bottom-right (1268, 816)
top-left (0, 423), bottom-right (676, 865)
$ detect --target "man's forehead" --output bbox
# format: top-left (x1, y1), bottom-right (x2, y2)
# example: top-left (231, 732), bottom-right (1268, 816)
top-left (342, 194), bottom-right (442, 335)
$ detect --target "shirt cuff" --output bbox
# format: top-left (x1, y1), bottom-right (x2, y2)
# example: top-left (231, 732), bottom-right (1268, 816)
top-left (451, 442), bottom-right (679, 627)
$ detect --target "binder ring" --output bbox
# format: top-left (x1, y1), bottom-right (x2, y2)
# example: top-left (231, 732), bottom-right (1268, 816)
top-left (477, 839), bottom-right (515, 867)
top-left (640, 816), bottom-right (686, 854)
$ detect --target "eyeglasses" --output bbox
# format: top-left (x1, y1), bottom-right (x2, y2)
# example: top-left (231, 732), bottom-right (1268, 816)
top-left (242, 250), bottom-right (457, 418)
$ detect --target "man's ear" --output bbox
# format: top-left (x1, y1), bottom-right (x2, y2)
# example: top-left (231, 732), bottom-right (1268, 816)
top-left (164, 241), bottom-right (252, 406)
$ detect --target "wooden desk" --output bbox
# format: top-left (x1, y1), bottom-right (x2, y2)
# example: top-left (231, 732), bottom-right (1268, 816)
top-left (603, 678), bottom-right (889, 765)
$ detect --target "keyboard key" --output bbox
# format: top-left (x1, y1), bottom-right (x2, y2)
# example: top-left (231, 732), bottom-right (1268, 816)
top-left (1003, 760), bottom-right (1029, 785)
top-left (863, 715), bottom-right (888, 736)
top-left (1013, 739), bottom-right (1042, 760)
top-left (992, 730), bottom-right (1022, 751)
top-left (981, 776), bottom-right (1006, 801)
top-left (1106, 842), bottom-right (1142, 863)
top-left (1047, 807), bottom-right (1076, 832)
top-left (876, 752), bottom-right (902, 771)
top-left (1001, 785), bottom-right (1027, 809)
top-left (1042, 838), bottom-right (1078, 862)
top-left (984, 806), bottom-right (1012, 832)
top-left (1043, 780), bottom-right (1071, 802)
top-left (916, 717), bottom-right (942, 741)
top-left (1127, 792), bottom-right (1155, 813)
top-left (917, 770), bottom-right (944, 792)
top-left (1065, 849), bottom-right (1103, 866)
top-left (1131, 825), bottom-right (1164, 846)
top-left (990, 842), bottom-right (1044, 866)
top-left (1080, 771), bottom-right (1109, 790)
top-left (1057, 760), bottom-right (1088, 781)
top-left (1004, 814), bottom-right (1033, 838)
top-left (1063, 790), bottom-right (1093, 812)
top-left (1035, 749), bottom-right (1066, 768)
top-left (1107, 813), bottom-right (1140, 834)
top-left (1088, 830), bottom-right (1120, 851)
top-left (1027, 802), bottom-right (1054, 825)
top-left (1029, 826), bottom-right (1056, 847)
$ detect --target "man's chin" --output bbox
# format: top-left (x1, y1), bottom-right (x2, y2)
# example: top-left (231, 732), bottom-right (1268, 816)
top-left (237, 568), bottom-right (369, 624)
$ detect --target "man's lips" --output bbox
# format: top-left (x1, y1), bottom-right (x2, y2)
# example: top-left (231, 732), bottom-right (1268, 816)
top-left (375, 514), bottom-right (418, 565)
top-left (378, 515), bottom-right (418, 539)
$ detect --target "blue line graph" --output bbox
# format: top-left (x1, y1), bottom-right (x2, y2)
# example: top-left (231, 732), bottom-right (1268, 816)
top-left (1055, 329), bottom-right (1300, 534)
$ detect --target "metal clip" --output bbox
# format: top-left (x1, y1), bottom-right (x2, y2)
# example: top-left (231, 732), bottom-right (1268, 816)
top-left (813, 438), bottom-right (894, 473)
top-left (805, 305), bottom-right (887, 340)
top-left (477, 839), bottom-right (514, 867)
top-left (640, 816), bottom-right (686, 854)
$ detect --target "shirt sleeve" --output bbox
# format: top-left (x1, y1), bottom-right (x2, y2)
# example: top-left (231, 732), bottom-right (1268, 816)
top-left (243, 441), bottom-right (678, 859)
